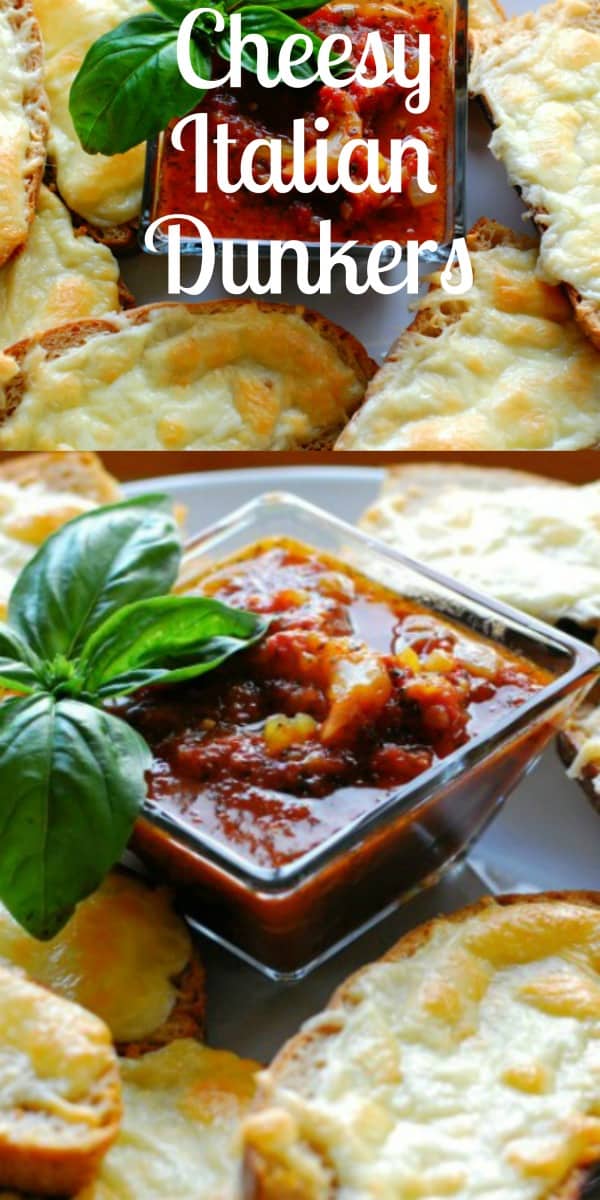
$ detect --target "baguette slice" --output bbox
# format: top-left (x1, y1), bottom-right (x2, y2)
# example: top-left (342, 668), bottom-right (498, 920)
top-left (0, 301), bottom-right (375, 451)
top-left (243, 893), bottom-right (600, 1200)
top-left (469, 0), bottom-right (600, 347)
top-left (0, 964), bottom-right (121, 1195)
top-left (0, 870), bottom-right (206, 1057)
top-left (336, 220), bottom-right (600, 450)
top-left (0, 450), bottom-right (121, 618)
top-left (31, 0), bottom-right (148, 250)
top-left (359, 461), bottom-right (600, 634)
top-left (0, 186), bottom-right (123, 350)
top-left (0, 0), bottom-right (49, 266)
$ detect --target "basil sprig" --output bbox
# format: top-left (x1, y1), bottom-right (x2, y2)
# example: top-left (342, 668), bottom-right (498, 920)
top-left (70, 0), bottom-right (325, 156)
top-left (0, 497), bottom-right (267, 940)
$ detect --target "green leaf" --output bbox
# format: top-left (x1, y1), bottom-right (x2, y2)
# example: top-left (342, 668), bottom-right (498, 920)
top-left (69, 14), bottom-right (208, 156)
top-left (150, 0), bottom-right (223, 20)
top-left (0, 695), bottom-right (150, 939)
top-left (217, 6), bottom-right (322, 77)
top-left (9, 495), bottom-right (180, 662)
top-left (0, 625), bottom-right (42, 693)
top-left (78, 595), bottom-right (268, 698)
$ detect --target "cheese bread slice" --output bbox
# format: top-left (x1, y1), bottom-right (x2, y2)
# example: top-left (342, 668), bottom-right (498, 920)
top-left (244, 893), bottom-right (600, 1200)
top-left (0, 302), bottom-right (374, 451)
top-left (0, 965), bottom-right (121, 1195)
top-left (0, 871), bottom-right (205, 1055)
top-left (0, 186), bottom-right (121, 350)
top-left (336, 220), bottom-right (600, 450)
top-left (0, 0), bottom-right (48, 266)
top-left (31, 0), bottom-right (148, 245)
top-left (469, 0), bottom-right (600, 347)
top-left (74, 1040), bottom-right (258, 1200)
top-left (0, 451), bottom-right (120, 618)
top-left (359, 463), bottom-right (600, 633)
top-left (559, 695), bottom-right (600, 810)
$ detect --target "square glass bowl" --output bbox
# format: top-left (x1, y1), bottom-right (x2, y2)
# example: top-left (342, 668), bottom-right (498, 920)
top-left (140, 0), bottom-right (467, 265)
top-left (131, 493), bottom-right (599, 980)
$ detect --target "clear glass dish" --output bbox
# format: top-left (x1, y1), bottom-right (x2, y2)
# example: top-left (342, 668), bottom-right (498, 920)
top-left (140, 0), bottom-right (468, 266)
top-left (131, 493), bottom-right (599, 980)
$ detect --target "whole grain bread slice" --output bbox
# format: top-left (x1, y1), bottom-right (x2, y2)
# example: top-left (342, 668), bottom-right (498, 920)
top-left (243, 892), bottom-right (600, 1200)
top-left (0, 301), bottom-right (375, 451)
top-left (0, 0), bottom-right (49, 266)
top-left (336, 219), bottom-right (600, 450)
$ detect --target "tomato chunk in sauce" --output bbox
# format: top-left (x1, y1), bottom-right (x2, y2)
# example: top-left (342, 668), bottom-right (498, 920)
top-left (155, 0), bottom-right (452, 245)
top-left (121, 540), bottom-right (544, 870)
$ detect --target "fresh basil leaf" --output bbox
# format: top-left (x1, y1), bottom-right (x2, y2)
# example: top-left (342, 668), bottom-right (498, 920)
top-left (9, 495), bottom-right (180, 662)
top-left (151, 0), bottom-right (223, 20)
top-left (217, 6), bottom-right (322, 78)
top-left (69, 14), bottom-right (207, 156)
top-left (78, 595), bottom-right (268, 697)
top-left (0, 695), bottom-right (150, 939)
top-left (0, 625), bottom-right (42, 693)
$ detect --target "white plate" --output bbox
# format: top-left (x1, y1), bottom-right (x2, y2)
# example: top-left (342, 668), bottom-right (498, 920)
top-left (125, 467), bottom-right (600, 1061)
top-left (121, 0), bottom-right (536, 364)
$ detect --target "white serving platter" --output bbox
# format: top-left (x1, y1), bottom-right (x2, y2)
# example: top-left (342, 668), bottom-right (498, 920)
top-left (121, 0), bottom-right (538, 363)
top-left (125, 466), bottom-right (600, 1063)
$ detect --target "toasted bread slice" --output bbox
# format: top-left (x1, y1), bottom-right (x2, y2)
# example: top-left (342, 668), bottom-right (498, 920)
top-left (0, 450), bottom-right (121, 617)
top-left (244, 893), bottom-right (600, 1200)
top-left (31, 0), bottom-right (149, 248)
top-left (0, 870), bottom-right (205, 1056)
top-left (0, 301), bottom-right (374, 451)
top-left (558, 690), bottom-right (600, 812)
top-left (359, 460), bottom-right (600, 633)
top-left (0, 186), bottom-right (123, 350)
top-left (0, 0), bottom-right (49, 266)
top-left (469, 0), bottom-right (600, 347)
top-left (0, 965), bottom-right (121, 1195)
top-left (74, 1040), bottom-right (258, 1200)
top-left (469, 0), bottom-right (505, 31)
top-left (336, 220), bottom-right (600, 450)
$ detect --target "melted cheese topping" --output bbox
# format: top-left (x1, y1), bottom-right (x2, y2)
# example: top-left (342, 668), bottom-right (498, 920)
top-left (0, 304), bottom-right (366, 450)
top-left (336, 240), bottom-right (600, 450)
top-left (566, 704), bottom-right (600, 794)
top-left (0, 185), bottom-right (120, 349)
top-left (245, 899), bottom-right (600, 1200)
top-left (0, 873), bottom-right (193, 1044)
top-left (469, 0), bottom-right (504, 31)
top-left (0, 474), bottom-right (98, 617)
top-left (74, 1041), bottom-right (258, 1200)
top-left (469, 0), bottom-right (600, 303)
top-left (0, 3), bottom-right (40, 262)
top-left (359, 477), bottom-right (600, 628)
top-left (0, 964), bottom-right (119, 1145)
top-left (32, 0), bottom-right (148, 227)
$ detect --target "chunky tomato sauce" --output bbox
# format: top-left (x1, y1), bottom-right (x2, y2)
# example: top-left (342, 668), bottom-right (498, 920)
top-left (122, 540), bottom-right (545, 871)
top-left (156, 0), bottom-right (452, 244)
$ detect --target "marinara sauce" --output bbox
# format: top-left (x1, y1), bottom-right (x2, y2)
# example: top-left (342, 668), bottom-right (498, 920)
top-left (155, 0), bottom-right (452, 244)
top-left (122, 540), bottom-right (545, 871)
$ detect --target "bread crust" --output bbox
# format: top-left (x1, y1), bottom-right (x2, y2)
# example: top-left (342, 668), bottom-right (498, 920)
top-left (117, 952), bottom-right (206, 1058)
top-left (557, 698), bottom-right (600, 814)
top-left (0, 970), bottom-right (122, 1196)
top-left (0, 301), bottom-right (375, 449)
top-left (245, 892), bottom-right (600, 1200)
top-left (0, 0), bottom-right (49, 266)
